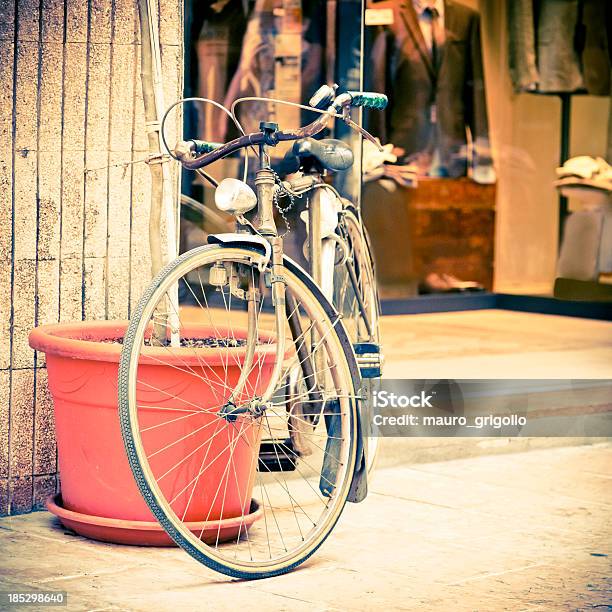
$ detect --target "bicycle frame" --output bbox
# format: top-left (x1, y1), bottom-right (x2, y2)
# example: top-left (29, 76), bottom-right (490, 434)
top-left (173, 88), bottom-right (387, 413)
top-left (228, 140), bottom-right (340, 412)
top-left (222, 142), bottom-right (290, 411)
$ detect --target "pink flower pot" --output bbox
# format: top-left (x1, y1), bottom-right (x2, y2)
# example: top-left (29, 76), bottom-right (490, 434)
top-left (29, 320), bottom-right (276, 545)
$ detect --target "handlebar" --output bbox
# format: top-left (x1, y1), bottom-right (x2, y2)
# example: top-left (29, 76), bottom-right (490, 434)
top-left (174, 90), bottom-right (388, 171)
top-left (346, 91), bottom-right (388, 110)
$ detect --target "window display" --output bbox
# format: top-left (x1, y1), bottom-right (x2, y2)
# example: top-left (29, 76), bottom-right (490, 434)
top-left (362, 0), bottom-right (496, 298)
top-left (183, 0), bottom-right (363, 268)
top-left (187, 0), bottom-right (327, 146)
top-left (181, 0), bottom-right (611, 304)
top-left (368, 0), bottom-right (494, 182)
top-left (357, 0), bottom-right (611, 301)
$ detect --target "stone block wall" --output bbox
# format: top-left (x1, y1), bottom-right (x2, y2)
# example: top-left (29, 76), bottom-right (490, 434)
top-left (0, 0), bottom-right (183, 515)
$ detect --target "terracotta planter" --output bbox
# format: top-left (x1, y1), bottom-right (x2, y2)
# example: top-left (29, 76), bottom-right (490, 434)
top-left (29, 320), bottom-right (275, 544)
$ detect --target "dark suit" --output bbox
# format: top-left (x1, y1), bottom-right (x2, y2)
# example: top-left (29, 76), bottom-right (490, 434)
top-left (368, 0), bottom-right (491, 178)
top-left (508, 0), bottom-right (611, 96)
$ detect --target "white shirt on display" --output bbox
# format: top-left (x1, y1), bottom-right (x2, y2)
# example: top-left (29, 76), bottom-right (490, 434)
top-left (412, 0), bottom-right (445, 52)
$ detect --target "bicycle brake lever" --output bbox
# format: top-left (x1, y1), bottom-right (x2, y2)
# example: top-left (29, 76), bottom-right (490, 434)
top-left (344, 116), bottom-right (384, 152)
top-left (173, 139), bottom-right (196, 161)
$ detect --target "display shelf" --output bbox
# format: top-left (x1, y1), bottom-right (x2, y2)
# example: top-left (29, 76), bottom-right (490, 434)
top-left (381, 292), bottom-right (611, 321)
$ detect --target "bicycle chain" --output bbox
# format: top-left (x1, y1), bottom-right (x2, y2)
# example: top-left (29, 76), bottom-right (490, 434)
top-left (271, 168), bottom-right (300, 234)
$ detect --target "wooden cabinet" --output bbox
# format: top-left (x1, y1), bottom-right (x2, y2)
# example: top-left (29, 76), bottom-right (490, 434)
top-left (362, 178), bottom-right (496, 298)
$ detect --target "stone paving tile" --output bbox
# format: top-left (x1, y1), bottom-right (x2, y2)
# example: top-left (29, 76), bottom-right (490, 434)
top-left (0, 444), bottom-right (610, 611)
top-left (434, 559), bottom-right (612, 611)
top-left (412, 443), bottom-right (612, 488)
top-left (0, 529), bottom-right (143, 586)
top-left (53, 568), bottom-right (332, 612)
top-left (367, 470), bottom-right (610, 569)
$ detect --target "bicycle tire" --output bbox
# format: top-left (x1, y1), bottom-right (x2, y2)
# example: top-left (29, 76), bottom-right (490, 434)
top-left (335, 206), bottom-right (382, 475)
top-left (118, 244), bottom-right (361, 579)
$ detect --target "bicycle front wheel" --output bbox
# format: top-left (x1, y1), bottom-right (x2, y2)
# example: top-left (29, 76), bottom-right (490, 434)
top-left (118, 244), bottom-right (359, 579)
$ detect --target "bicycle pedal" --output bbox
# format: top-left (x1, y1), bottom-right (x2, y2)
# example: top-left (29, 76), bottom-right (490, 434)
top-left (258, 438), bottom-right (298, 472)
top-left (354, 342), bottom-right (383, 378)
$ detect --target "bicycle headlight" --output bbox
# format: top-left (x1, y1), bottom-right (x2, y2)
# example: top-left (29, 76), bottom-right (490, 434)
top-left (214, 178), bottom-right (257, 215)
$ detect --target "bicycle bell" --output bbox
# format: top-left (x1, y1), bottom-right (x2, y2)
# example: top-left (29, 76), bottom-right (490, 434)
top-left (309, 84), bottom-right (338, 110)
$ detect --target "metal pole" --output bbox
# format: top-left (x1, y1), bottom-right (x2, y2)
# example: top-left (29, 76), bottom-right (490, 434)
top-left (137, 0), bottom-right (179, 345)
top-left (558, 93), bottom-right (571, 250)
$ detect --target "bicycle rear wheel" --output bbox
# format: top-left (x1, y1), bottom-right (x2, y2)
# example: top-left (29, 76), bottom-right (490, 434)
top-left (334, 207), bottom-right (382, 475)
top-left (118, 244), bottom-right (359, 579)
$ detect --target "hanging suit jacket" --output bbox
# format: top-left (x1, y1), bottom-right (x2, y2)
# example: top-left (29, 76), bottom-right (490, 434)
top-left (508, 0), bottom-right (611, 96)
top-left (368, 0), bottom-right (492, 178)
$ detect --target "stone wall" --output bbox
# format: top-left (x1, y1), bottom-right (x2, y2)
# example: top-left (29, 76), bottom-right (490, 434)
top-left (0, 0), bottom-right (183, 515)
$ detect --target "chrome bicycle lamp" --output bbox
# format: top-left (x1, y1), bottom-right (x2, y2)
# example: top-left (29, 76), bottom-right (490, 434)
top-left (214, 178), bottom-right (257, 215)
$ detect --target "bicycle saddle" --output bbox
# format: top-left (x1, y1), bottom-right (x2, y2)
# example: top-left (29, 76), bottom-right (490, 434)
top-left (280, 137), bottom-right (354, 174)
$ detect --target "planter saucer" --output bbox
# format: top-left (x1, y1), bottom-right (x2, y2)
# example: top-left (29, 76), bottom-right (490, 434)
top-left (47, 494), bottom-right (262, 547)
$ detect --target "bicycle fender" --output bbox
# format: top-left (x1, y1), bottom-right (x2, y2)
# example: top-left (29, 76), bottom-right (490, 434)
top-left (283, 254), bottom-right (367, 503)
top-left (207, 233), bottom-right (272, 270)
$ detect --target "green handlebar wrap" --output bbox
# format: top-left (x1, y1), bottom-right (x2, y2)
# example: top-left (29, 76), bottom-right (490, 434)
top-left (348, 92), bottom-right (388, 110)
top-left (191, 139), bottom-right (223, 155)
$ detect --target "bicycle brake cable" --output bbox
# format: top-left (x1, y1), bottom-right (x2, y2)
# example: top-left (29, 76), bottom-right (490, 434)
top-left (230, 96), bottom-right (384, 152)
top-left (161, 97), bottom-right (251, 182)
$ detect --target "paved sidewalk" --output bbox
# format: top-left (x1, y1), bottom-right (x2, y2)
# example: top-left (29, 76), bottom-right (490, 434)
top-left (1, 443), bottom-right (610, 611)
top-left (380, 309), bottom-right (612, 379)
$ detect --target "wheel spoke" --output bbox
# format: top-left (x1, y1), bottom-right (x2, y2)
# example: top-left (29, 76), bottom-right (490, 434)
top-left (118, 247), bottom-right (357, 578)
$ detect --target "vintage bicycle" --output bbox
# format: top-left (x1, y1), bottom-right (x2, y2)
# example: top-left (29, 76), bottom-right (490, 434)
top-left (118, 85), bottom-right (387, 579)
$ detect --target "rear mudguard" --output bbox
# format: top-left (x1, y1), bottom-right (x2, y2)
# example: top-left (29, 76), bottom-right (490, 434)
top-left (208, 233), bottom-right (368, 502)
